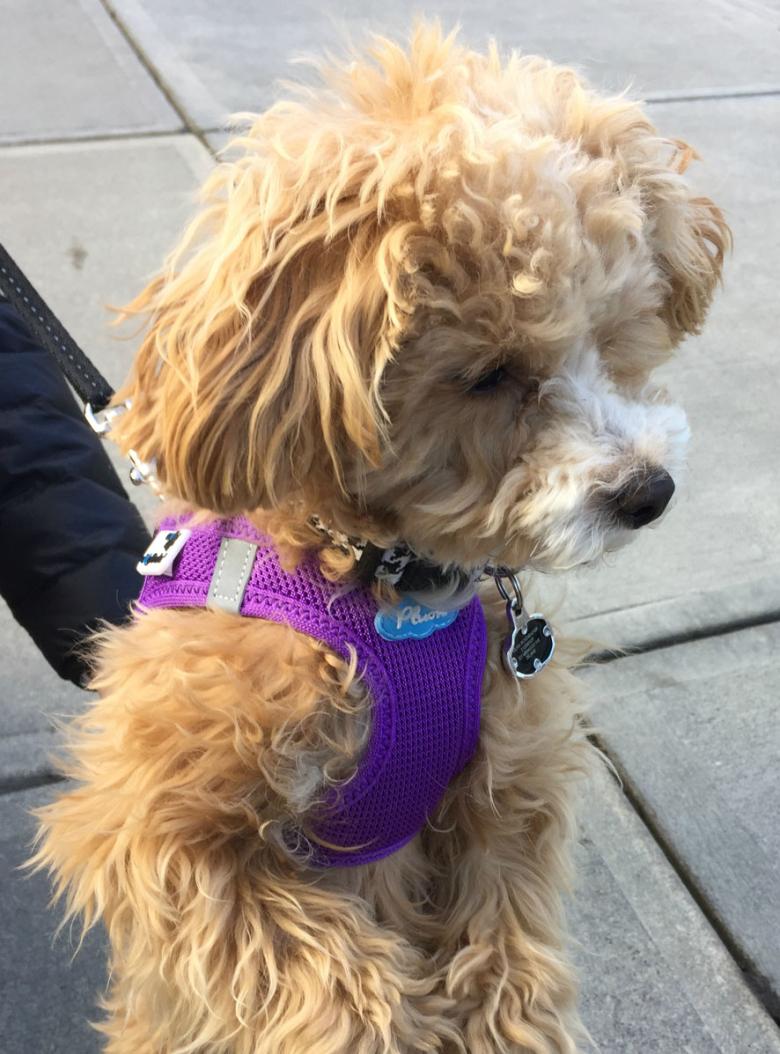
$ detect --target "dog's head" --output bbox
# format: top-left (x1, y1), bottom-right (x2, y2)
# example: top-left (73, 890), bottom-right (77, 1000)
top-left (115, 24), bottom-right (728, 574)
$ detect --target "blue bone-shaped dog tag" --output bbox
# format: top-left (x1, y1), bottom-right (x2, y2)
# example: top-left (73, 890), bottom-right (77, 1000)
top-left (375, 597), bottom-right (459, 641)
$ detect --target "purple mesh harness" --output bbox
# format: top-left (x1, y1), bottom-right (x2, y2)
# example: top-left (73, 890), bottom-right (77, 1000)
top-left (138, 517), bottom-right (487, 868)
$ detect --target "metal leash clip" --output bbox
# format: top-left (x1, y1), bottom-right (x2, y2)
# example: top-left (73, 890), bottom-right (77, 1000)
top-left (491, 569), bottom-right (555, 680)
top-left (84, 399), bottom-right (131, 436)
top-left (127, 449), bottom-right (160, 491)
top-left (84, 399), bottom-right (162, 496)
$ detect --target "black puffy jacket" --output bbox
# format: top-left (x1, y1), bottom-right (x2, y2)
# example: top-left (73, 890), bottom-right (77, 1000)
top-left (0, 302), bottom-right (150, 685)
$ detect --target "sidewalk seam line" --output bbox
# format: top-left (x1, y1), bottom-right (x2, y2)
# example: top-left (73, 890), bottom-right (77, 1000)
top-left (0, 128), bottom-right (224, 150)
top-left (96, 0), bottom-right (217, 156)
top-left (0, 772), bottom-right (66, 797)
top-left (646, 88), bottom-right (780, 104)
top-left (588, 738), bottom-right (780, 1023)
top-left (587, 609), bottom-right (780, 666)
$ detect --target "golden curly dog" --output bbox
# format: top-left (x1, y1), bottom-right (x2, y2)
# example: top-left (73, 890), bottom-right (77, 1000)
top-left (32, 23), bottom-right (728, 1054)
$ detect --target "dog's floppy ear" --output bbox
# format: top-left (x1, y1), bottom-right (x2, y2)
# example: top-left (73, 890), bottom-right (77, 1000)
top-left (112, 135), bottom-right (394, 515)
top-left (643, 141), bottom-right (731, 345)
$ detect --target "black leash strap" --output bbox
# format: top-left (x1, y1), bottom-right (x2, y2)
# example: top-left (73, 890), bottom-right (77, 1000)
top-left (0, 242), bottom-right (115, 412)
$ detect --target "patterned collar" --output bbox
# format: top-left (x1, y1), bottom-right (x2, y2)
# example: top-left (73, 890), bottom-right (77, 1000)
top-left (308, 516), bottom-right (486, 593)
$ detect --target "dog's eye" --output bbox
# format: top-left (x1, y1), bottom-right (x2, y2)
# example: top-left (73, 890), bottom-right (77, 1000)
top-left (469, 365), bottom-right (507, 393)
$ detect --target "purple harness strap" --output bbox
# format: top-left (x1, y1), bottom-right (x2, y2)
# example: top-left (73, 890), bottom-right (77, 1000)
top-left (138, 518), bottom-right (487, 868)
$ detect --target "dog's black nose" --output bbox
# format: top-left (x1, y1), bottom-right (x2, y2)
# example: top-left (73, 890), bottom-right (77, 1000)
top-left (613, 470), bottom-right (675, 529)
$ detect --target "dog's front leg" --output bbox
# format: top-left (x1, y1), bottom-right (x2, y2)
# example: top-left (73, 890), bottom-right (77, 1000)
top-left (31, 608), bottom-right (452, 1053)
top-left (426, 629), bottom-right (593, 1054)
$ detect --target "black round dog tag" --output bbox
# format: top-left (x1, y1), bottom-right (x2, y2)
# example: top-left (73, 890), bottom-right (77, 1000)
top-left (504, 613), bottom-right (555, 679)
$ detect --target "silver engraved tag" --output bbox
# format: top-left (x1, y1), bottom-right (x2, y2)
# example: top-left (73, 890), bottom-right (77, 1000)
top-left (493, 572), bottom-right (555, 680)
top-left (503, 601), bottom-right (555, 679)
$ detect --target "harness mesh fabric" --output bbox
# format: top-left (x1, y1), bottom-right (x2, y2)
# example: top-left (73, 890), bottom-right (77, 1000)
top-left (138, 517), bottom-right (487, 867)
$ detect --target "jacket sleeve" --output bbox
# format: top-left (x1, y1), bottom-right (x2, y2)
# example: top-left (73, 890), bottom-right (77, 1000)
top-left (0, 302), bottom-right (151, 686)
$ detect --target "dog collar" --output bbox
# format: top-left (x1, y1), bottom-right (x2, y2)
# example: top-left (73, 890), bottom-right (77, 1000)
top-left (308, 517), bottom-right (555, 680)
top-left (308, 516), bottom-right (484, 593)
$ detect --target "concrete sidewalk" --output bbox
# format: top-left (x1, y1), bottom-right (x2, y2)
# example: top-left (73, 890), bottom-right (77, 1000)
top-left (1, 2), bottom-right (778, 1050)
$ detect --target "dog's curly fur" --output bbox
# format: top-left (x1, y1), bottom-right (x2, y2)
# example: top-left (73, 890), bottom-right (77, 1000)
top-left (32, 23), bottom-right (728, 1054)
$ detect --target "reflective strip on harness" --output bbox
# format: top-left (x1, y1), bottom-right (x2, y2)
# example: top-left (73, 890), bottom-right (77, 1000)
top-left (207, 537), bottom-right (258, 613)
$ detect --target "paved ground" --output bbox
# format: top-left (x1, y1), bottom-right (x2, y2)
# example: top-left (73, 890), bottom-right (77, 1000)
top-left (1, 2), bottom-right (778, 1050)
